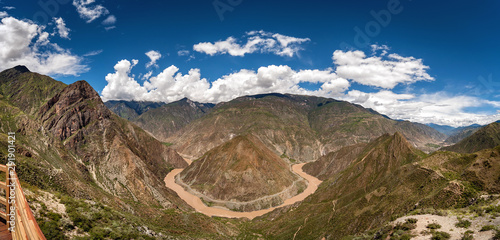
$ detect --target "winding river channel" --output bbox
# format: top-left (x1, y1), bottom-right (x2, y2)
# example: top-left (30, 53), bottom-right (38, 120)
top-left (164, 162), bottom-right (322, 220)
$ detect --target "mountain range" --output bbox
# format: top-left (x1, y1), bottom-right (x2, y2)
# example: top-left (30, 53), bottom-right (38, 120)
top-left (0, 66), bottom-right (499, 239)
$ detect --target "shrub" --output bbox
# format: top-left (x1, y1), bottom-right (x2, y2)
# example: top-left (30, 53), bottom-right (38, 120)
top-left (426, 223), bottom-right (442, 229)
top-left (455, 218), bottom-right (471, 228)
top-left (406, 218), bottom-right (418, 224)
top-left (461, 230), bottom-right (474, 240)
top-left (493, 230), bottom-right (500, 240)
top-left (480, 225), bottom-right (495, 232)
top-left (394, 220), bottom-right (416, 231)
top-left (39, 221), bottom-right (67, 240)
top-left (485, 205), bottom-right (500, 214)
top-left (431, 231), bottom-right (451, 240)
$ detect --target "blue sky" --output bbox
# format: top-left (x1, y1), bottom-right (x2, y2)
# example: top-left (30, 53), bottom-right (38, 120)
top-left (1, 0), bottom-right (499, 127)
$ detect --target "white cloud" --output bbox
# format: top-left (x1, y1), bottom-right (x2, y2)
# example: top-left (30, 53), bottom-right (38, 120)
top-left (142, 71), bottom-right (153, 80)
top-left (100, 46), bottom-right (499, 127)
top-left (101, 15), bottom-right (116, 25)
top-left (333, 47), bottom-right (434, 89)
top-left (73, 0), bottom-right (109, 23)
top-left (3, 6), bottom-right (15, 10)
top-left (371, 44), bottom-right (389, 56)
top-left (342, 90), bottom-right (500, 127)
top-left (101, 59), bottom-right (146, 101)
top-left (101, 60), bottom-right (349, 103)
top-left (83, 49), bottom-right (103, 56)
top-left (177, 50), bottom-right (190, 56)
top-left (193, 30), bottom-right (310, 57)
top-left (0, 17), bottom-right (88, 76)
top-left (104, 26), bottom-right (115, 31)
top-left (53, 17), bottom-right (70, 39)
top-left (0, 11), bottom-right (8, 18)
top-left (145, 50), bottom-right (161, 68)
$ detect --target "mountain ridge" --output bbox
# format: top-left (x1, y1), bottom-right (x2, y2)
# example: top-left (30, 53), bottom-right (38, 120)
top-left (442, 121), bottom-right (500, 153)
top-left (165, 93), bottom-right (445, 161)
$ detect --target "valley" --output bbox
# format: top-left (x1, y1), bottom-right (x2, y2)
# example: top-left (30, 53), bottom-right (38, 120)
top-left (0, 66), bottom-right (498, 239)
top-left (164, 162), bottom-right (321, 220)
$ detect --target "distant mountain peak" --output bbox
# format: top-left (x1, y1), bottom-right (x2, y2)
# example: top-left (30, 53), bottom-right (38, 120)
top-left (442, 121), bottom-right (500, 153)
top-left (0, 65), bottom-right (32, 79)
top-left (13, 65), bottom-right (31, 73)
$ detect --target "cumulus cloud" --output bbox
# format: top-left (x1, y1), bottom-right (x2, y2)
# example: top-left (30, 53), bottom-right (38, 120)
top-left (101, 60), bottom-right (349, 103)
top-left (101, 46), bottom-right (498, 127)
top-left (53, 17), bottom-right (70, 39)
top-left (0, 11), bottom-right (8, 18)
top-left (73, 0), bottom-right (109, 23)
top-left (145, 50), bottom-right (161, 68)
top-left (193, 30), bottom-right (310, 57)
top-left (342, 90), bottom-right (500, 127)
top-left (333, 47), bottom-right (434, 89)
top-left (0, 17), bottom-right (88, 76)
top-left (3, 6), bottom-right (15, 10)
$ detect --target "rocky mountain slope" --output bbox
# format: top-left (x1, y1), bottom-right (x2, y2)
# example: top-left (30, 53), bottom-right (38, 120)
top-left (247, 131), bottom-right (500, 239)
top-left (179, 134), bottom-right (305, 211)
top-left (167, 93), bottom-right (445, 161)
top-left (104, 100), bottom-right (165, 120)
top-left (36, 79), bottom-right (188, 206)
top-left (133, 98), bottom-right (214, 142)
top-left (442, 122), bottom-right (500, 153)
top-left (428, 123), bottom-right (483, 145)
top-left (0, 66), bottom-right (238, 239)
top-left (106, 98), bottom-right (214, 142)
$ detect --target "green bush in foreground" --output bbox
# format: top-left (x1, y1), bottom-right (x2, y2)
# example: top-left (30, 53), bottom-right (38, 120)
top-left (461, 230), bottom-right (474, 240)
top-left (431, 231), bottom-right (451, 240)
top-left (480, 225), bottom-right (495, 232)
top-left (493, 230), bottom-right (500, 240)
top-left (426, 223), bottom-right (442, 229)
top-left (455, 218), bottom-right (471, 228)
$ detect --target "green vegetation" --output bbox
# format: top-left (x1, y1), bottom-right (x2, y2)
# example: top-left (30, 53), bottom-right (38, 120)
top-left (461, 230), bottom-right (474, 240)
top-left (431, 231), bottom-right (451, 240)
top-left (485, 205), bottom-right (500, 214)
top-left (426, 223), bottom-right (442, 229)
top-left (343, 219), bottom-right (417, 240)
top-left (455, 218), bottom-right (471, 228)
top-left (494, 230), bottom-right (500, 240)
top-left (426, 143), bottom-right (441, 148)
top-left (480, 225), bottom-right (496, 231)
top-left (162, 142), bottom-right (174, 146)
top-left (60, 195), bottom-right (155, 239)
top-left (394, 218), bottom-right (418, 231)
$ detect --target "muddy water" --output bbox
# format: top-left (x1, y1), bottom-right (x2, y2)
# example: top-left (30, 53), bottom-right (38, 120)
top-left (164, 163), bottom-right (322, 220)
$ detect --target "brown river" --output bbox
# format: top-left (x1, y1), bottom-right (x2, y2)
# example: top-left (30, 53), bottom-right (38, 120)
top-left (164, 162), bottom-right (322, 220)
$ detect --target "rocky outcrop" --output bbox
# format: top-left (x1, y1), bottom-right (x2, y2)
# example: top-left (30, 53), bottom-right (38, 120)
top-left (38, 80), bottom-right (112, 148)
top-left (36, 79), bottom-right (187, 207)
